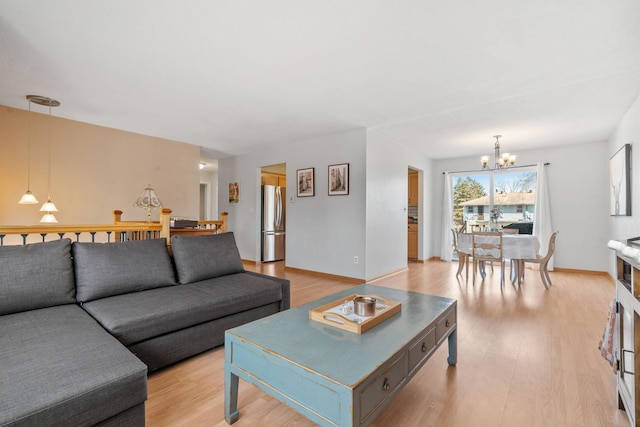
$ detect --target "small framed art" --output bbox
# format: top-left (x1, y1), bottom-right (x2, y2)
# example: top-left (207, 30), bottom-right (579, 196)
top-left (296, 168), bottom-right (315, 197)
top-left (228, 181), bottom-right (240, 204)
top-left (328, 163), bottom-right (349, 196)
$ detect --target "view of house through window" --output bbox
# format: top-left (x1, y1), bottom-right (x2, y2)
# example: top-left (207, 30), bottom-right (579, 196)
top-left (452, 167), bottom-right (537, 235)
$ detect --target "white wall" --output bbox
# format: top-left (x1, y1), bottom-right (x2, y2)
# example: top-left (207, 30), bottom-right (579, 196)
top-left (218, 127), bottom-right (434, 280)
top-left (365, 129), bottom-right (433, 278)
top-left (431, 141), bottom-right (610, 272)
top-left (218, 129), bottom-right (368, 279)
top-left (608, 97), bottom-right (640, 275)
top-left (286, 131), bottom-right (367, 278)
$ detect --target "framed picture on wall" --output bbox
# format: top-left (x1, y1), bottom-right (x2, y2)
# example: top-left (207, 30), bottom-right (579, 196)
top-left (610, 144), bottom-right (631, 216)
top-left (296, 168), bottom-right (315, 197)
top-left (228, 181), bottom-right (240, 204)
top-left (328, 163), bottom-right (349, 196)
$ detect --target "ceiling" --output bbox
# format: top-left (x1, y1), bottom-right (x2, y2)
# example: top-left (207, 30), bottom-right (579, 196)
top-left (1, 1), bottom-right (638, 162)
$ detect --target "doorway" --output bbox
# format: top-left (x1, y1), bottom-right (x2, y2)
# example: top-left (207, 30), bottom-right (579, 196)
top-left (408, 167), bottom-right (419, 260)
top-left (260, 163), bottom-right (286, 262)
top-left (199, 183), bottom-right (209, 220)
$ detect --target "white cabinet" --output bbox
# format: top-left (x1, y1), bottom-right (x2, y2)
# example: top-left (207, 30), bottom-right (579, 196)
top-left (615, 254), bottom-right (640, 426)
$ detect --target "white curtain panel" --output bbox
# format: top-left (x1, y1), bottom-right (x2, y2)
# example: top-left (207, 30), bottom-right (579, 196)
top-left (533, 162), bottom-right (554, 270)
top-left (440, 172), bottom-right (453, 261)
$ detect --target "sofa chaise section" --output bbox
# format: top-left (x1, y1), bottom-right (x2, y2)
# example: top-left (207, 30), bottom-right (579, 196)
top-left (0, 305), bottom-right (147, 427)
top-left (0, 239), bottom-right (147, 427)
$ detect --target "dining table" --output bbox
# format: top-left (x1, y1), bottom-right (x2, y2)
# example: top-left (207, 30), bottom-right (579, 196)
top-left (456, 233), bottom-right (540, 284)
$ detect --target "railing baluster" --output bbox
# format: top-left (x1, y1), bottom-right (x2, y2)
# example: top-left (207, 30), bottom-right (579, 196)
top-left (90, 232), bottom-right (97, 242)
top-left (21, 234), bottom-right (28, 245)
top-left (0, 235), bottom-right (4, 246)
top-left (40, 233), bottom-right (47, 242)
top-left (106, 231), bottom-right (112, 242)
top-left (58, 233), bottom-right (65, 240)
top-left (75, 232), bottom-right (81, 242)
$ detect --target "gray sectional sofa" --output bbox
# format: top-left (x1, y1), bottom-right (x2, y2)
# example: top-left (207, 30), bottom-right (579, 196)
top-left (0, 233), bottom-right (290, 426)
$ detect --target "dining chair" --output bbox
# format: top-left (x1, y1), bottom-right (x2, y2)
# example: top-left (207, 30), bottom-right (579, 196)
top-left (472, 231), bottom-right (504, 285)
top-left (521, 231), bottom-right (559, 289)
top-left (451, 229), bottom-right (470, 278)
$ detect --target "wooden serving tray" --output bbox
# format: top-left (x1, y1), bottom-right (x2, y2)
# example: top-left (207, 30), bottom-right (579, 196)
top-left (309, 294), bottom-right (401, 334)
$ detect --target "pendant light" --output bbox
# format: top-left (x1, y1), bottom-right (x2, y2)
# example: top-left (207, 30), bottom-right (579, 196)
top-left (25, 95), bottom-right (61, 223)
top-left (18, 97), bottom-right (39, 204)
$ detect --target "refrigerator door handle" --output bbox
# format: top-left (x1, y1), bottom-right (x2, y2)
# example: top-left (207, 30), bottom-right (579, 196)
top-left (275, 186), bottom-right (282, 227)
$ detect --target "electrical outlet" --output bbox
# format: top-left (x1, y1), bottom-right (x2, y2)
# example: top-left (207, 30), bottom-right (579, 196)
top-left (354, 256), bottom-right (359, 264)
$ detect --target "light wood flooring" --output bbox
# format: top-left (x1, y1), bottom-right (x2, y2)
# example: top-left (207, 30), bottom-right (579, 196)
top-left (146, 260), bottom-right (630, 427)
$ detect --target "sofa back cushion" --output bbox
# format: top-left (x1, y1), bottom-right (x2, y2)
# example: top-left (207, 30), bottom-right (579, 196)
top-left (171, 232), bottom-right (244, 284)
top-left (0, 238), bottom-right (75, 315)
top-left (73, 238), bottom-right (176, 303)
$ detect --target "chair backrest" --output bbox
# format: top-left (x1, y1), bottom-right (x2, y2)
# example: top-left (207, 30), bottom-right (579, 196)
top-left (451, 229), bottom-right (459, 250)
top-left (472, 231), bottom-right (503, 262)
top-left (541, 231), bottom-right (559, 261)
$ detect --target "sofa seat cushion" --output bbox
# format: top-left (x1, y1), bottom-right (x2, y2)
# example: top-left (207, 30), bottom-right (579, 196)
top-left (73, 238), bottom-right (177, 303)
top-left (170, 233), bottom-right (245, 284)
top-left (81, 272), bottom-right (284, 346)
top-left (0, 305), bottom-right (147, 426)
top-left (0, 238), bottom-right (75, 316)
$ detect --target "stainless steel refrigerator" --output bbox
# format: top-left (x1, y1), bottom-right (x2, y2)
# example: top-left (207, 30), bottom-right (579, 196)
top-left (261, 185), bottom-right (286, 262)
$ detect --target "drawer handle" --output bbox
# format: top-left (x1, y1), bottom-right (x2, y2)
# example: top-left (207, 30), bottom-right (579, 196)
top-left (445, 319), bottom-right (450, 327)
top-left (382, 378), bottom-right (390, 391)
top-left (421, 342), bottom-right (428, 353)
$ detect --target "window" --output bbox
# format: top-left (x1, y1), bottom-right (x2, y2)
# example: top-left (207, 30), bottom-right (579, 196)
top-left (451, 168), bottom-right (536, 234)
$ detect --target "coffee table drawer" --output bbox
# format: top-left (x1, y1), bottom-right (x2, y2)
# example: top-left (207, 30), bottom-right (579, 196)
top-left (408, 327), bottom-right (436, 374)
top-left (359, 353), bottom-right (406, 423)
top-left (436, 306), bottom-right (456, 344)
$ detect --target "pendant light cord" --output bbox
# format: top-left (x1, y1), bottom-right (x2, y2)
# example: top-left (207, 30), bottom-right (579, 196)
top-left (27, 100), bottom-right (32, 189)
top-left (47, 102), bottom-right (52, 198)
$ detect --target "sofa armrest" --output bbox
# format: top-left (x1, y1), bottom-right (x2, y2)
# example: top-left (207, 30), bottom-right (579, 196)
top-left (242, 271), bottom-right (290, 311)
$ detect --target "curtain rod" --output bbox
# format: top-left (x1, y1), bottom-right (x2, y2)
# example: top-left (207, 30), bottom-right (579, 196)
top-left (442, 162), bottom-right (550, 175)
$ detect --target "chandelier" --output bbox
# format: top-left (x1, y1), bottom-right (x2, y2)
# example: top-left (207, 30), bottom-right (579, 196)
top-left (481, 135), bottom-right (516, 170)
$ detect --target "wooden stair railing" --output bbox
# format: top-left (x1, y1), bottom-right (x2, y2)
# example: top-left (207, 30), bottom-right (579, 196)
top-left (113, 208), bottom-right (172, 242)
top-left (0, 210), bottom-right (229, 246)
top-left (114, 210), bottom-right (229, 242)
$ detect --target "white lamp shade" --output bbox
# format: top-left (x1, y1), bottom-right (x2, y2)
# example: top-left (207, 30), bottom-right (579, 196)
top-left (18, 190), bottom-right (39, 204)
top-left (40, 199), bottom-right (58, 212)
top-left (40, 212), bottom-right (58, 223)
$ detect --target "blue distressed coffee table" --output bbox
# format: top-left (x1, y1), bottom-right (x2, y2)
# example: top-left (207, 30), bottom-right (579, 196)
top-left (225, 284), bottom-right (457, 426)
